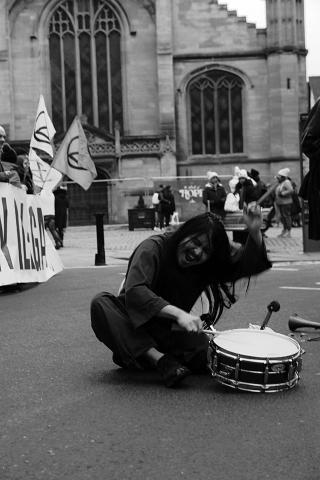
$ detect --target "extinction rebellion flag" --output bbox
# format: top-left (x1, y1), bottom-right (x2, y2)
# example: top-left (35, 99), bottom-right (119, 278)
top-left (30, 95), bottom-right (56, 158)
top-left (51, 116), bottom-right (97, 191)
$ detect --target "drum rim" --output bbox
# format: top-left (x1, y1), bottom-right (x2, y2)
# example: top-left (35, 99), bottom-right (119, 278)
top-left (212, 328), bottom-right (301, 359)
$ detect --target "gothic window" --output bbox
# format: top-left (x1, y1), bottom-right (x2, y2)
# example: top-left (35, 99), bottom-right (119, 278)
top-left (49, 0), bottom-right (123, 134)
top-left (189, 71), bottom-right (243, 155)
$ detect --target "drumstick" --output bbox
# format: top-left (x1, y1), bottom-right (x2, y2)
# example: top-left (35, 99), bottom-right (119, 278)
top-left (202, 328), bottom-right (217, 335)
top-left (260, 300), bottom-right (280, 330)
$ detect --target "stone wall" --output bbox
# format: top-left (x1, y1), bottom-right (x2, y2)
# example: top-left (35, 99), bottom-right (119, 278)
top-left (0, 0), bottom-right (308, 204)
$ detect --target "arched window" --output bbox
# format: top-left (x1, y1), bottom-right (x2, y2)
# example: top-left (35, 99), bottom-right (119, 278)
top-left (189, 70), bottom-right (243, 155)
top-left (49, 0), bottom-right (123, 135)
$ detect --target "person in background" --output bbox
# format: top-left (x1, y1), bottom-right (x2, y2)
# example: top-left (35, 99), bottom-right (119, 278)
top-left (158, 185), bottom-right (175, 229)
top-left (152, 184), bottom-right (163, 230)
top-left (261, 183), bottom-right (276, 235)
top-left (249, 169), bottom-right (267, 205)
top-left (40, 188), bottom-right (63, 249)
top-left (234, 169), bottom-right (258, 209)
top-left (16, 154), bottom-right (34, 194)
top-left (54, 185), bottom-right (69, 247)
top-left (0, 125), bottom-right (21, 185)
top-left (229, 166), bottom-right (241, 194)
top-left (202, 171), bottom-right (227, 218)
top-left (274, 168), bottom-right (293, 238)
top-left (291, 181), bottom-right (302, 227)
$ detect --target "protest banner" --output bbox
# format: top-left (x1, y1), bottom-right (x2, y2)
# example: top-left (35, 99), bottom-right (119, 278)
top-left (0, 184), bottom-right (63, 286)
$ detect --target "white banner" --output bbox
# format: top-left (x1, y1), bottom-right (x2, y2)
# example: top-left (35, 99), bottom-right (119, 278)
top-left (0, 184), bottom-right (63, 286)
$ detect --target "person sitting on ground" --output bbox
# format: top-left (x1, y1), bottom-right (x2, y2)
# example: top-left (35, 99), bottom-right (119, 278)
top-left (91, 206), bottom-right (271, 388)
top-left (275, 168), bottom-right (294, 238)
top-left (202, 171), bottom-right (227, 218)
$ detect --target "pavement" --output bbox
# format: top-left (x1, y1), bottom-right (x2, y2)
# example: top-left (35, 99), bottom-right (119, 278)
top-left (56, 223), bottom-right (320, 269)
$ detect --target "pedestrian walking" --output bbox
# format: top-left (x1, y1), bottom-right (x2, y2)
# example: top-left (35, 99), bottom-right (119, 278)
top-left (54, 186), bottom-right (69, 247)
top-left (158, 185), bottom-right (175, 229)
top-left (152, 184), bottom-right (163, 229)
top-left (275, 168), bottom-right (294, 238)
top-left (40, 188), bottom-right (63, 249)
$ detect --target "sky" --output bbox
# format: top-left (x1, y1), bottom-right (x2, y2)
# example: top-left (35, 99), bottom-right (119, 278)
top-left (220, 0), bottom-right (320, 77)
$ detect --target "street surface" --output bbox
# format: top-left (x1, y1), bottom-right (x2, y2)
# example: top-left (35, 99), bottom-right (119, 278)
top-left (1, 263), bottom-right (320, 480)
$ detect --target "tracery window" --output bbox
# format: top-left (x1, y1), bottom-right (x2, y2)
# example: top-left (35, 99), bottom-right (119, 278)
top-left (49, 0), bottom-right (123, 134)
top-left (189, 70), bottom-right (243, 155)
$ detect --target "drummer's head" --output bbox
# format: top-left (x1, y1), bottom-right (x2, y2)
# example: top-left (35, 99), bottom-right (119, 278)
top-left (171, 212), bottom-right (230, 270)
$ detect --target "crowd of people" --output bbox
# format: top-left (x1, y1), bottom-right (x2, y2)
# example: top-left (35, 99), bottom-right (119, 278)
top-left (201, 167), bottom-right (301, 239)
top-left (0, 124), bottom-right (69, 249)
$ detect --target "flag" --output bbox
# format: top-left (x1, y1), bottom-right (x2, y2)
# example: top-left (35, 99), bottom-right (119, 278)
top-left (51, 116), bottom-right (97, 191)
top-left (28, 148), bottom-right (62, 192)
top-left (30, 95), bottom-right (56, 157)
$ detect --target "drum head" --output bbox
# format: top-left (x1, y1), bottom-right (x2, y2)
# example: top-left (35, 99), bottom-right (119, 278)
top-left (214, 329), bottom-right (299, 358)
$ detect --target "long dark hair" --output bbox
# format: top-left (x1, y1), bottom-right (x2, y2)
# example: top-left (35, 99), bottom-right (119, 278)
top-left (167, 212), bottom-right (237, 326)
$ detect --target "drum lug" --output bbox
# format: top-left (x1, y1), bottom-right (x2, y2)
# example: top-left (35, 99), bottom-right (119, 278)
top-left (213, 353), bottom-right (218, 373)
top-left (235, 355), bottom-right (240, 382)
top-left (263, 359), bottom-right (270, 386)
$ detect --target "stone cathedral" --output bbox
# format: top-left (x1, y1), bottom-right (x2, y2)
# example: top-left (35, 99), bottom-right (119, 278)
top-left (0, 0), bottom-right (308, 223)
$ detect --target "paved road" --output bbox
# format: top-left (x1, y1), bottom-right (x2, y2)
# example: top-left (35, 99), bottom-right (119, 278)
top-left (1, 264), bottom-right (320, 480)
top-left (56, 224), bottom-right (320, 269)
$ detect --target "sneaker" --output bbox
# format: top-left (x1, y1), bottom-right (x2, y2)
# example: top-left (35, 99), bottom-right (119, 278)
top-left (282, 230), bottom-right (291, 238)
top-left (156, 354), bottom-right (192, 387)
top-left (277, 230), bottom-right (286, 238)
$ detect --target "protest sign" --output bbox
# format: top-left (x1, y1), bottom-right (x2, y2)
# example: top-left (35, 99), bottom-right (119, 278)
top-left (0, 184), bottom-right (63, 286)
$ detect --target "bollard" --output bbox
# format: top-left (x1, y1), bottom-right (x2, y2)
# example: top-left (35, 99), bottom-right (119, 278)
top-left (94, 213), bottom-right (106, 266)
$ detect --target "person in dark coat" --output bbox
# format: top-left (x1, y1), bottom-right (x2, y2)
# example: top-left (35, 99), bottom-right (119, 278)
top-left (202, 171), bottom-right (227, 218)
top-left (0, 126), bottom-right (21, 185)
top-left (234, 169), bottom-right (258, 208)
top-left (53, 186), bottom-right (69, 246)
top-left (16, 154), bottom-right (35, 194)
top-left (91, 207), bottom-right (271, 388)
top-left (158, 185), bottom-right (175, 229)
top-left (299, 97), bottom-right (320, 240)
top-left (249, 169), bottom-right (267, 205)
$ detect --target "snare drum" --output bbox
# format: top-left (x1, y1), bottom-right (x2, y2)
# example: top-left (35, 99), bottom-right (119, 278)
top-left (207, 329), bottom-right (302, 393)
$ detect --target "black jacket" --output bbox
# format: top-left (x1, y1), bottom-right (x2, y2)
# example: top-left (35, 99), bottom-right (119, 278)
top-left (299, 98), bottom-right (320, 239)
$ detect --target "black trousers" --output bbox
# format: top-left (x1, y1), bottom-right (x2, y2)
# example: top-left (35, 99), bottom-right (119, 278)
top-left (91, 292), bottom-right (209, 372)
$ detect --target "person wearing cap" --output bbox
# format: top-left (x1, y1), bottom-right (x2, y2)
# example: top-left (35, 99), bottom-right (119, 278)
top-left (234, 169), bottom-right (258, 209)
top-left (275, 168), bottom-right (294, 238)
top-left (202, 171), bottom-right (227, 218)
